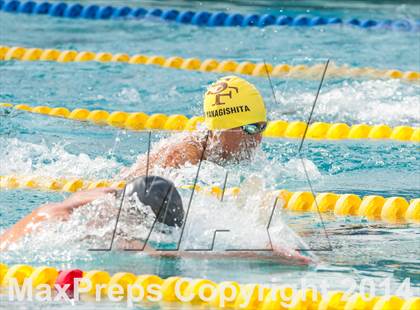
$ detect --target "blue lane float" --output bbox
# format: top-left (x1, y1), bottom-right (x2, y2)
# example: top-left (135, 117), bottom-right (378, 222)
top-left (0, 0), bottom-right (419, 31)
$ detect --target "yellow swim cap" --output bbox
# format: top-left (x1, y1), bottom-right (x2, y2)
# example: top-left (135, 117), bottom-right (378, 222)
top-left (203, 76), bottom-right (267, 130)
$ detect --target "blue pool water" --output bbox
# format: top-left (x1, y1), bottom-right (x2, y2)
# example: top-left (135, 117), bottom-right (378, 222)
top-left (0, 0), bottom-right (419, 308)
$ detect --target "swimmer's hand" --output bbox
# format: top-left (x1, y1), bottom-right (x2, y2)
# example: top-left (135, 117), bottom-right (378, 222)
top-left (148, 246), bottom-right (312, 265)
top-left (37, 187), bottom-right (116, 221)
top-left (0, 188), bottom-right (115, 250)
top-left (62, 187), bottom-right (116, 211)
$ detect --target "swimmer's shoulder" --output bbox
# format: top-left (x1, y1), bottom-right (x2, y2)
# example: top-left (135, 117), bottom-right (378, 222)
top-left (181, 131), bottom-right (209, 155)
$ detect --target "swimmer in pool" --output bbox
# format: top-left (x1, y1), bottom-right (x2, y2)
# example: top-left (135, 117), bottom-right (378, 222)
top-left (0, 77), bottom-right (309, 263)
top-left (0, 175), bottom-right (310, 265)
top-left (120, 75), bottom-right (267, 179)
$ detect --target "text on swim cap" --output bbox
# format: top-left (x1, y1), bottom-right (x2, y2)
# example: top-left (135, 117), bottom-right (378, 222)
top-left (205, 105), bottom-right (251, 118)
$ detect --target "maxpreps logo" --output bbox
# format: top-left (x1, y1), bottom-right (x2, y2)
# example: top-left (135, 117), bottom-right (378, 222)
top-left (205, 79), bottom-right (251, 118)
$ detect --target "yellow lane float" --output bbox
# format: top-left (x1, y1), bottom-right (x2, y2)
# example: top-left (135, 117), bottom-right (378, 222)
top-left (1, 102), bottom-right (418, 142)
top-left (0, 263), bottom-right (418, 309)
top-left (1, 175), bottom-right (418, 224)
top-left (1, 45), bottom-right (419, 83)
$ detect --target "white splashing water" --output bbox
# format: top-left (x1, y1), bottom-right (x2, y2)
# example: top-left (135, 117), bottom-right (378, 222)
top-left (0, 136), bottom-right (320, 263)
top-left (1, 187), bottom-right (313, 264)
top-left (0, 136), bottom-right (322, 189)
top-left (283, 158), bottom-right (322, 180)
top-left (273, 79), bottom-right (420, 126)
top-left (115, 88), bottom-right (142, 104)
top-left (0, 138), bottom-right (121, 179)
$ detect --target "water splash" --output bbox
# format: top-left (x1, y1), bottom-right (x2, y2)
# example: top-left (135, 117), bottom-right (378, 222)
top-left (0, 183), bottom-right (314, 264)
top-left (0, 138), bottom-right (121, 179)
top-left (115, 88), bottom-right (142, 104)
top-left (0, 134), bottom-right (322, 264)
top-left (273, 79), bottom-right (420, 126)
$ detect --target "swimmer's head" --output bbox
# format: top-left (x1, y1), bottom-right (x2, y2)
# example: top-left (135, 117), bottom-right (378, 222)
top-left (203, 76), bottom-right (267, 157)
top-left (122, 175), bottom-right (184, 227)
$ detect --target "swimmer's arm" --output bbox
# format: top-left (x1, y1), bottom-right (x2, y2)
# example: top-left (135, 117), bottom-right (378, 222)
top-left (146, 247), bottom-right (311, 265)
top-left (111, 242), bottom-right (308, 264)
top-left (120, 140), bottom-right (203, 179)
top-left (0, 203), bottom-right (58, 250)
top-left (0, 188), bottom-right (115, 250)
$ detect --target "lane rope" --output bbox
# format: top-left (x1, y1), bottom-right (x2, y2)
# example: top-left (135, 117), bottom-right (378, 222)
top-left (0, 263), bottom-right (418, 309)
top-left (1, 175), bottom-right (419, 223)
top-left (0, 0), bottom-right (419, 31)
top-left (1, 45), bottom-right (419, 83)
top-left (1, 102), bottom-right (419, 142)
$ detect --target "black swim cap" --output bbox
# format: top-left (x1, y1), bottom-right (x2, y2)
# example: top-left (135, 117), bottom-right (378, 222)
top-left (123, 176), bottom-right (184, 227)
